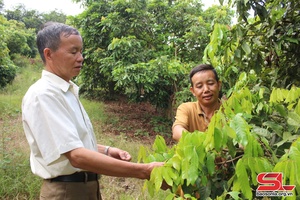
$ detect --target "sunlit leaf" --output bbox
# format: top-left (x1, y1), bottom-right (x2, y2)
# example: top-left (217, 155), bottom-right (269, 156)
top-left (287, 112), bottom-right (300, 128)
top-left (230, 114), bottom-right (249, 147)
top-left (206, 152), bottom-right (215, 176)
top-left (235, 159), bottom-right (252, 199)
top-left (241, 41), bottom-right (251, 54)
top-left (214, 127), bottom-right (223, 151)
top-left (227, 191), bottom-right (241, 200)
top-left (162, 166), bottom-right (173, 186)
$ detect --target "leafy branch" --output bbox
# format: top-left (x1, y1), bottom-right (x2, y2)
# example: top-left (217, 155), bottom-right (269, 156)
top-left (139, 76), bottom-right (300, 199)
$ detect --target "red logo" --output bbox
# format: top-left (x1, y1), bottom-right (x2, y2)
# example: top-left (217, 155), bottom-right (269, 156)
top-left (257, 172), bottom-right (295, 191)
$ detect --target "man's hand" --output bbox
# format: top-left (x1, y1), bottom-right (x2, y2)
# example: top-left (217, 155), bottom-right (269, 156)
top-left (107, 147), bottom-right (132, 161)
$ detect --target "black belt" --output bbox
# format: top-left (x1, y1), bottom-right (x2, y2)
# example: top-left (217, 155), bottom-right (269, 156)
top-left (50, 172), bottom-right (99, 182)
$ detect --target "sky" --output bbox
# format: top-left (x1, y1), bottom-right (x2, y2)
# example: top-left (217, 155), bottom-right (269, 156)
top-left (3, 0), bottom-right (219, 16)
top-left (3, 0), bottom-right (84, 16)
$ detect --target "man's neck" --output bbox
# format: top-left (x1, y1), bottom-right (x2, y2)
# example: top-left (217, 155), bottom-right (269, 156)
top-left (200, 102), bottom-right (220, 120)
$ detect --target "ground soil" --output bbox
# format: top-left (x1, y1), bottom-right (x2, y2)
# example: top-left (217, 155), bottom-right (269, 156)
top-left (101, 98), bottom-right (175, 146)
top-left (98, 99), bottom-right (175, 198)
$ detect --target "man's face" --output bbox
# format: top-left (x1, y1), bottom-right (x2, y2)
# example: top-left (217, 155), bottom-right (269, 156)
top-left (48, 34), bottom-right (84, 82)
top-left (190, 70), bottom-right (221, 107)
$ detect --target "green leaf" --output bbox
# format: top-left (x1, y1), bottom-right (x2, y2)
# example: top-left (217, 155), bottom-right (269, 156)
top-left (223, 124), bottom-right (237, 139)
top-left (152, 135), bottom-right (168, 153)
top-left (153, 153), bottom-right (166, 162)
top-left (244, 157), bottom-right (257, 184)
top-left (166, 193), bottom-right (176, 200)
top-left (204, 118), bottom-right (215, 150)
top-left (227, 139), bottom-right (237, 157)
top-left (285, 86), bottom-right (299, 103)
top-left (138, 145), bottom-right (146, 162)
top-left (169, 155), bottom-right (181, 171)
top-left (150, 167), bottom-right (163, 191)
top-left (187, 147), bottom-right (199, 185)
top-left (295, 100), bottom-right (300, 115)
top-left (144, 180), bottom-right (154, 197)
top-left (254, 157), bottom-right (273, 173)
top-left (235, 159), bottom-right (252, 199)
top-left (181, 157), bottom-right (190, 180)
top-left (260, 137), bottom-right (278, 162)
top-left (262, 121), bottom-right (283, 135)
top-left (214, 127), bottom-right (223, 151)
top-left (270, 88), bottom-right (289, 103)
top-left (274, 104), bottom-right (288, 117)
top-left (230, 114), bottom-right (250, 147)
top-left (274, 134), bottom-right (298, 147)
top-left (284, 37), bottom-right (299, 44)
top-left (227, 191), bottom-right (241, 200)
top-left (287, 112), bottom-right (300, 128)
top-left (241, 41), bottom-right (251, 54)
top-left (206, 152), bottom-right (215, 176)
top-left (162, 166), bottom-right (173, 186)
top-left (252, 126), bottom-right (270, 137)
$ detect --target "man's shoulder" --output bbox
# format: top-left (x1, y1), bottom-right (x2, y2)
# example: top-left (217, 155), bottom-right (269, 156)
top-left (24, 77), bottom-right (60, 99)
top-left (179, 101), bottom-right (198, 108)
top-left (177, 101), bottom-right (198, 112)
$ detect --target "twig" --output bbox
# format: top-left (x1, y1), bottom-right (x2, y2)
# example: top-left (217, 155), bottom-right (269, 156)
top-left (215, 154), bottom-right (244, 165)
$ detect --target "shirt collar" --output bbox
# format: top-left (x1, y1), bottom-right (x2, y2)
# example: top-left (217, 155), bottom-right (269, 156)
top-left (196, 101), bottom-right (204, 115)
top-left (197, 100), bottom-right (221, 116)
top-left (41, 70), bottom-right (78, 95)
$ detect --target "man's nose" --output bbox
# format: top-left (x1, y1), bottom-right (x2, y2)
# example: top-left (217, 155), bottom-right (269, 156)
top-left (203, 84), bottom-right (209, 92)
top-left (77, 53), bottom-right (84, 62)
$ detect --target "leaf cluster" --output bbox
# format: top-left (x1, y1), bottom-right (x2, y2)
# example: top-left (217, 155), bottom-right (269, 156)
top-left (0, 3), bottom-right (71, 89)
top-left (139, 73), bottom-right (300, 199)
top-left (204, 0), bottom-right (300, 91)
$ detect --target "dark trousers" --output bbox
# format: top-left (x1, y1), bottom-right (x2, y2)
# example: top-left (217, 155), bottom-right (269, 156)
top-left (40, 179), bottom-right (102, 200)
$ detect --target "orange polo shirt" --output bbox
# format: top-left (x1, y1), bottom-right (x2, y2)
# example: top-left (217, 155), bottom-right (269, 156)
top-left (173, 101), bottom-right (216, 132)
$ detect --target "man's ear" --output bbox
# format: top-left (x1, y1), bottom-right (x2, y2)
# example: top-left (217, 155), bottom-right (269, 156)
top-left (218, 81), bottom-right (222, 91)
top-left (43, 48), bottom-right (52, 61)
top-left (190, 86), bottom-right (195, 96)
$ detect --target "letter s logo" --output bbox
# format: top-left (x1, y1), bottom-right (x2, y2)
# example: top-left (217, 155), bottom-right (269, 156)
top-left (257, 172), bottom-right (295, 191)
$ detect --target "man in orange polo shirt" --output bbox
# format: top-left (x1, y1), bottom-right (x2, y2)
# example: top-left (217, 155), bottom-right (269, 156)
top-left (172, 64), bottom-right (222, 141)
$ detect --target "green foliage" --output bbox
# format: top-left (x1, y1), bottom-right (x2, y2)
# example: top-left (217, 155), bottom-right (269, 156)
top-left (70, 0), bottom-right (233, 112)
top-left (139, 73), bottom-right (300, 199)
top-left (112, 56), bottom-right (187, 109)
top-left (150, 116), bottom-right (173, 137)
top-left (0, 15), bottom-right (38, 88)
top-left (0, 64), bottom-right (17, 88)
top-left (0, 4), bottom-right (71, 89)
top-left (4, 4), bottom-right (67, 31)
top-left (204, 0), bottom-right (300, 91)
top-left (4, 19), bottom-right (36, 58)
top-left (0, 16), bottom-right (18, 88)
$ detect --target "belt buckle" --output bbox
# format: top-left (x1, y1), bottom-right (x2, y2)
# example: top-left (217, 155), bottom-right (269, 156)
top-left (84, 172), bottom-right (88, 183)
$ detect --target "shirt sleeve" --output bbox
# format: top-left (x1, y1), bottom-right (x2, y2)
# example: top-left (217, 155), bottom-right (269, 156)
top-left (172, 103), bottom-right (190, 130)
top-left (23, 91), bottom-right (84, 165)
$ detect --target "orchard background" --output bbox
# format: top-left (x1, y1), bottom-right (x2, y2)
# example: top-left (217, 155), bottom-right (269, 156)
top-left (0, 0), bottom-right (299, 199)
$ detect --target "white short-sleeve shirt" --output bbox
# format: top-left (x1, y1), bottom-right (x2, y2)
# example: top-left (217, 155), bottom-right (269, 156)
top-left (22, 70), bottom-right (98, 179)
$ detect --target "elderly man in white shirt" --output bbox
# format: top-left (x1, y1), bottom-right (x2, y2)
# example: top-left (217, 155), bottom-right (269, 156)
top-left (22, 22), bottom-right (163, 200)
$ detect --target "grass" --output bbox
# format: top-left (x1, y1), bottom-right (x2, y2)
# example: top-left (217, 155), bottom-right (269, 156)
top-left (0, 58), bottom-right (171, 199)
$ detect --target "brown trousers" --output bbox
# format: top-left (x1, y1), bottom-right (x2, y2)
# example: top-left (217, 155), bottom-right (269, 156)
top-left (40, 179), bottom-right (102, 200)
